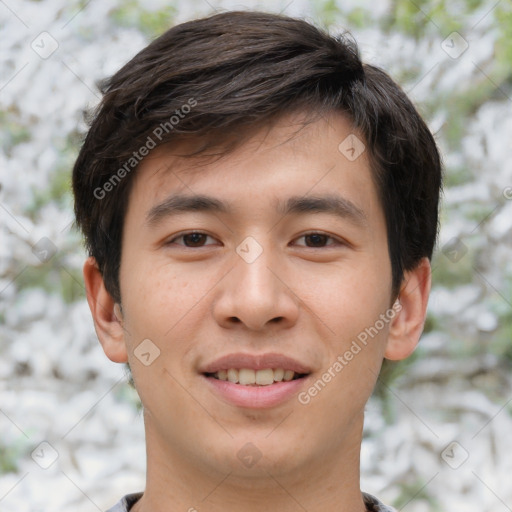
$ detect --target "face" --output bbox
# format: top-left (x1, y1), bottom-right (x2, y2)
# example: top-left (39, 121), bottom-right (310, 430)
top-left (114, 112), bottom-right (395, 482)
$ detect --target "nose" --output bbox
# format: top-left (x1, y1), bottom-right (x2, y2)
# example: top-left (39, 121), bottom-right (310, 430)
top-left (213, 240), bottom-right (300, 331)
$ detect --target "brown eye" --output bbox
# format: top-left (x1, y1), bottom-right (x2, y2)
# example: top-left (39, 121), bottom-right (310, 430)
top-left (294, 232), bottom-right (340, 248)
top-left (304, 233), bottom-right (330, 247)
top-left (182, 233), bottom-right (208, 247)
top-left (168, 232), bottom-right (216, 247)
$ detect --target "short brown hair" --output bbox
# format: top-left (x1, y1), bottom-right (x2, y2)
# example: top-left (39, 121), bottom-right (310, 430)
top-left (72, 10), bottom-right (442, 304)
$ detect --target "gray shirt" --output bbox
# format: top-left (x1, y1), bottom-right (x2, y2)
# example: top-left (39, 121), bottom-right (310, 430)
top-left (106, 492), bottom-right (397, 511)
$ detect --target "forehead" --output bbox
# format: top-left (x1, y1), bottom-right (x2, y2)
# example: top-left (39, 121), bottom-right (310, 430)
top-left (131, 112), bottom-right (375, 206)
top-left (122, 110), bottom-right (389, 268)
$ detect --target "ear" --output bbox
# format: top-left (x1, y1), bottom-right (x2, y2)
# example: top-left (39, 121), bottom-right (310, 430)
top-left (83, 256), bottom-right (128, 363)
top-left (384, 257), bottom-right (431, 361)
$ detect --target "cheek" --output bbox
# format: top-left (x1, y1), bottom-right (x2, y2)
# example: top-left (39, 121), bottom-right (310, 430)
top-left (120, 257), bottom-right (228, 378)
top-left (122, 254), bottom-right (201, 315)
top-left (120, 261), bottom-right (195, 346)
top-left (294, 257), bottom-right (391, 340)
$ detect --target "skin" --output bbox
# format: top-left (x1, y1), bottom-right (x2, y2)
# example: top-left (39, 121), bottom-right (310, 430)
top-left (84, 112), bottom-right (431, 512)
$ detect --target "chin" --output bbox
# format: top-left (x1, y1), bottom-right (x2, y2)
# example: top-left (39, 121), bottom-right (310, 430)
top-left (211, 435), bottom-right (310, 478)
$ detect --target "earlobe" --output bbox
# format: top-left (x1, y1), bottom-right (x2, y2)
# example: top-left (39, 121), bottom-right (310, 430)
top-left (83, 256), bottom-right (128, 363)
top-left (384, 257), bottom-right (431, 361)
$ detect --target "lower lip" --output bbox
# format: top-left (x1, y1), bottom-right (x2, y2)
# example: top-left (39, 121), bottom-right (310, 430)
top-left (203, 375), bottom-right (308, 408)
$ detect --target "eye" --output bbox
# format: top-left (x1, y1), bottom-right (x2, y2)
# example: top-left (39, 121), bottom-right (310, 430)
top-left (167, 231), bottom-right (218, 248)
top-left (166, 231), bottom-right (344, 249)
top-left (293, 232), bottom-right (342, 248)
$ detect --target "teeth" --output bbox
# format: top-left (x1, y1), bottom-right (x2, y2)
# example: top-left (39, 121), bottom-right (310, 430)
top-left (212, 368), bottom-right (300, 385)
top-left (239, 368), bottom-right (255, 385)
top-left (255, 368), bottom-right (274, 385)
top-left (227, 368), bottom-right (238, 383)
top-left (283, 370), bottom-right (294, 381)
top-left (273, 368), bottom-right (284, 382)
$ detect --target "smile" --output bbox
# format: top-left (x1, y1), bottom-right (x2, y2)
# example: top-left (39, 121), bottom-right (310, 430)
top-left (206, 368), bottom-right (306, 386)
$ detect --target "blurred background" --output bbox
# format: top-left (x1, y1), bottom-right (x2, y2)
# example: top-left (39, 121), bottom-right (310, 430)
top-left (1, 0), bottom-right (511, 510)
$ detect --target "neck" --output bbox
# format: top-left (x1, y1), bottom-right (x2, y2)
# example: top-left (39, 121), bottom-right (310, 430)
top-left (133, 413), bottom-right (367, 512)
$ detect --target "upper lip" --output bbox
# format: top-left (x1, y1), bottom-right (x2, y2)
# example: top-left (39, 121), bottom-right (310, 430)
top-left (200, 353), bottom-right (312, 374)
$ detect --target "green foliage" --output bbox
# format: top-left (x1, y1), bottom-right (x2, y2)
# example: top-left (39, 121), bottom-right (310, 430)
top-left (494, 3), bottom-right (512, 81)
top-left (1, 111), bottom-right (31, 156)
top-left (384, 0), bottom-right (434, 37)
top-left (0, 436), bottom-right (29, 474)
top-left (431, 247), bottom-right (475, 289)
top-left (346, 7), bottom-right (373, 29)
top-left (28, 131), bottom-right (81, 216)
top-left (374, 352), bottom-right (421, 424)
top-left (116, 377), bottom-right (142, 412)
top-left (423, 310), bottom-right (440, 333)
top-left (0, 446), bottom-right (18, 473)
top-left (312, 0), bottom-right (341, 28)
top-left (383, 0), bottom-right (486, 38)
top-left (444, 164), bottom-right (474, 188)
top-left (487, 276), bottom-right (512, 364)
top-left (379, 0), bottom-right (509, 155)
top-left (435, 79), bottom-right (500, 150)
top-left (393, 475), bottom-right (440, 511)
top-left (109, 1), bottom-right (177, 39)
top-left (29, 167), bottom-right (72, 215)
top-left (16, 263), bottom-right (85, 304)
top-left (312, 0), bottom-right (376, 29)
top-left (495, 325), bottom-right (512, 365)
top-left (15, 129), bottom-right (85, 303)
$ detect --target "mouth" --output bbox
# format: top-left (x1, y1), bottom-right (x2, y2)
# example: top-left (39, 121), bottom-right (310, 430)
top-left (200, 353), bottom-right (312, 408)
top-left (204, 368), bottom-right (309, 386)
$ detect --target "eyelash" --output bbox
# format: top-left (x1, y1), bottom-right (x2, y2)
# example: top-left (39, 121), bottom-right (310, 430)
top-left (166, 231), bottom-right (344, 249)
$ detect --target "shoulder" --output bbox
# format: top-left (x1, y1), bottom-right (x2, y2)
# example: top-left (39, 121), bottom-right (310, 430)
top-left (362, 492), bottom-right (397, 512)
top-left (105, 492), bottom-right (143, 512)
top-left (107, 491), bottom-right (392, 512)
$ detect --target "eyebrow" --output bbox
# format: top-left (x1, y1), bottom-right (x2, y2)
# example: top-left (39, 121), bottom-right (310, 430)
top-left (146, 194), bottom-right (229, 226)
top-left (145, 193), bottom-right (367, 227)
top-left (276, 194), bottom-right (367, 226)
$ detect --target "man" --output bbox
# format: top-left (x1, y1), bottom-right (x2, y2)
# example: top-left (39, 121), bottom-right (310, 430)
top-left (72, 10), bottom-right (442, 512)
